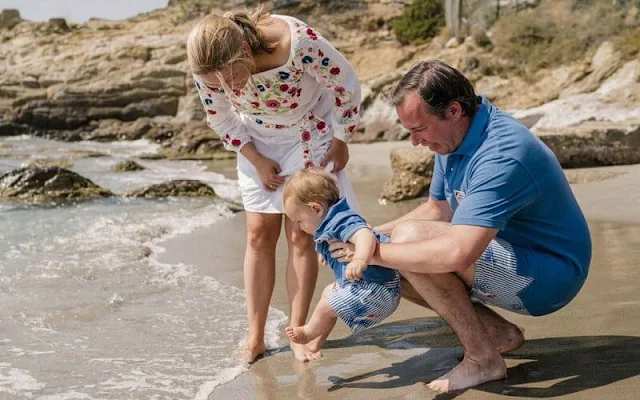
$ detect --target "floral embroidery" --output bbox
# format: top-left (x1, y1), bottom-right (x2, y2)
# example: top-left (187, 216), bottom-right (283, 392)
top-left (265, 99), bottom-right (281, 109)
top-left (195, 16), bottom-right (359, 165)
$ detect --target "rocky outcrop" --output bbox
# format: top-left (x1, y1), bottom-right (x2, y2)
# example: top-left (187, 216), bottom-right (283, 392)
top-left (537, 121), bottom-right (640, 168)
top-left (0, 166), bottom-right (112, 203)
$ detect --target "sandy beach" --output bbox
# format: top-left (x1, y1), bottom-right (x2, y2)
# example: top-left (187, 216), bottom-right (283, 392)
top-left (157, 142), bottom-right (640, 400)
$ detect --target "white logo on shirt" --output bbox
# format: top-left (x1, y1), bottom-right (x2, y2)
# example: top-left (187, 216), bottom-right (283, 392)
top-left (454, 190), bottom-right (466, 203)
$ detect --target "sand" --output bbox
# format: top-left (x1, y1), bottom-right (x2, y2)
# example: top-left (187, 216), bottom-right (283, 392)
top-left (157, 142), bottom-right (640, 400)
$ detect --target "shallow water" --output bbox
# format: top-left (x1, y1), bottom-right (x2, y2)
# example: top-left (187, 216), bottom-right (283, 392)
top-left (0, 136), bottom-right (286, 399)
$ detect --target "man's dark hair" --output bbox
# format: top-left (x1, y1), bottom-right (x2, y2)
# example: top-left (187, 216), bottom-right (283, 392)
top-left (384, 59), bottom-right (478, 118)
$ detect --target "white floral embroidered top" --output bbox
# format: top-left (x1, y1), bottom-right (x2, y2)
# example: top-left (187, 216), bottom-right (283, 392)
top-left (193, 15), bottom-right (361, 168)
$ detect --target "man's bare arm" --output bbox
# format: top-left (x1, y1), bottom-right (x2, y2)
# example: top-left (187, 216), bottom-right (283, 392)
top-left (373, 224), bottom-right (498, 274)
top-left (375, 197), bottom-right (453, 235)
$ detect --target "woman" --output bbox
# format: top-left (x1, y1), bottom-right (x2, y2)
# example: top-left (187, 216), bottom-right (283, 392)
top-left (187, 7), bottom-right (361, 362)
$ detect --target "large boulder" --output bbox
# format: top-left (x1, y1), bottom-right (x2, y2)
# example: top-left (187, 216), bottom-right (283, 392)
top-left (0, 9), bottom-right (21, 30)
top-left (0, 166), bottom-right (112, 203)
top-left (380, 147), bottom-right (435, 201)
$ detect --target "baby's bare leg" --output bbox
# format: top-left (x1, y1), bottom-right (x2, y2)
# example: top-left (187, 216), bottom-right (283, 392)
top-left (285, 284), bottom-right (338, 347)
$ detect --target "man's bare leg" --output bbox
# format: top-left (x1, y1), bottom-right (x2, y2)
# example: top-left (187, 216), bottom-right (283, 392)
top-left (286, 284), bottom-right (338, 350)
top-left (403, 270), bottom-right (507, 392)
top-left (396, 221), bottom-right (524, 353)
top-left (401, 279), bottom-right (524, 353)
top-left (392, 221), bottom-right (508, 392)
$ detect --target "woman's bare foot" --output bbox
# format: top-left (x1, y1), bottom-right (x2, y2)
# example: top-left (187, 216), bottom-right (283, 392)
top-left (285, 325), bottom-right (311, 344)
top-left (241, 341), bottom-right (266, 364)
top-left (427, 353), bottom-right (507, 393)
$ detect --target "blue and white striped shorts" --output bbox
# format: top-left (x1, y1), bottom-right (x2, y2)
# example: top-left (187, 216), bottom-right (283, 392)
top-left (327, 271), bottom-right (401, 333)
top-left (470, 237), bottom-right (586, 316)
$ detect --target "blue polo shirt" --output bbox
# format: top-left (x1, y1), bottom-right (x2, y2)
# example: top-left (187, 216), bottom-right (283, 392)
top-left (429, 96), bottom-right (591, 275)
top-left (314, 198), bottom-right (397, 285)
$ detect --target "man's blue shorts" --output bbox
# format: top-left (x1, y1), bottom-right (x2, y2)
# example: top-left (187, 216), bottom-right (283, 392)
top-left (470, 238), bottom-right (588, 316)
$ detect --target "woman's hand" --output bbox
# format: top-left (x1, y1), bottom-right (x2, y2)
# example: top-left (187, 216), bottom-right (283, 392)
top-left (321, 138), bottom-right (349, 172)
top-left (328, 240), bottom-right (355, 263)
top-left (255, 156), bottom-right (284, 192)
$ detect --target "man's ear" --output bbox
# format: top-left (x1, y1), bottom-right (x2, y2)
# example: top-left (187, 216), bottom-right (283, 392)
top-left (447, 101), bottom-right (463, 120)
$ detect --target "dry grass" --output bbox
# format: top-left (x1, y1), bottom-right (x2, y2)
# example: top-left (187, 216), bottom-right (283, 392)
top-left (490, 0), bottom-right (638, 76)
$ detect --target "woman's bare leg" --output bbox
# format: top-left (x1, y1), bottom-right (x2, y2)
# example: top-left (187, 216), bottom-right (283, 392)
top-left (244, 212), bottom-right (282, 363)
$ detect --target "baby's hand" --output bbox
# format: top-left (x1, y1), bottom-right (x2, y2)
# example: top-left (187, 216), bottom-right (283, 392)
top-left (345, 259), bottom-right (368, 280)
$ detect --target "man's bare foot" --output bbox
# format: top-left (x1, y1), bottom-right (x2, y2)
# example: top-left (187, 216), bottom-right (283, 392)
top-left (285, 325), bottom-right (311, 344)
top-left (427, 354), bottom-right (507, 393)
top-left (289, 341), bottom-right (321, 362)
top-left (488, 323), bottom-right (525, 353)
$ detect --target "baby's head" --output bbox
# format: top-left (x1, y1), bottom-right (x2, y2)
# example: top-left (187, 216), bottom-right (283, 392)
top-left (282, 168), bottom-right (340, 235)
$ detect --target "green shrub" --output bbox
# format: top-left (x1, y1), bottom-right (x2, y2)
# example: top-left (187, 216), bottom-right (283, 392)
top-left (393, 0), bottom-right (445, 45)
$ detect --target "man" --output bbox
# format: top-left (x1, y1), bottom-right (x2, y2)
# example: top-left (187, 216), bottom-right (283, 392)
top-left (329, 60), bottom-right (591, 392)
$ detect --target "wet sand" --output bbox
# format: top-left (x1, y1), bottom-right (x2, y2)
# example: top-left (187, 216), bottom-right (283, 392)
top-left (157, 142), bottom-right (640, 399)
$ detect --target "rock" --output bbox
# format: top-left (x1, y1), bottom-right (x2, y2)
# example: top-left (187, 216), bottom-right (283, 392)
top-left (445, 36), bottom-right (461, 49)
top-left (537, 121), bottom-right (640, 168)
top-left (561, 41), bottom-right (622, 97)
top-left (380, 170), bottom-right (431, 202)
top-left (390, 147), bottom-right (435, 175)
top-left (624, 6), bottom-right (639, 27)
top-left (115, 46), bottom-right (151, 62)
top-left (464, 56), bottom-right (479, 72)
top-left (125, 179), bottom-right (216, 198)
top-left (380, 147), bottom-right (435, 201)
top-left (0, 166), bottom-right (112, 203)
top-left (48, 18), bottom-right (69, 32)
top-left (0, 121), bottom-right (30, 136)
top-left (0, 9), bottom-right (21, 30)
top-left (113, 160), bottom-right (145, 172)
top-left (274, 0), bottom-right (302, 9)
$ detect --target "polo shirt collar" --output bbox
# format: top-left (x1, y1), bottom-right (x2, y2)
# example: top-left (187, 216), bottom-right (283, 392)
top-left (451, 95), bottom-right (491, 156)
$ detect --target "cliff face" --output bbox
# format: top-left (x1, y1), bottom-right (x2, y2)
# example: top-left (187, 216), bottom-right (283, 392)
top-left (0, 1), bottom-right (638, 163)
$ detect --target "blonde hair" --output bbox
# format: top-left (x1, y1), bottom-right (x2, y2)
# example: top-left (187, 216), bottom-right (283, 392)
top-left (283, 168), bottom-right (341, 208)
top-left (186, 6), bottom-right (277, 78)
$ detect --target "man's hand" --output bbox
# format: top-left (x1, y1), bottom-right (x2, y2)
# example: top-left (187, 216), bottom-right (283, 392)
top-left (329, 240), bottom-right (355, 263)
top-left (345, 259), bottom-right (368, 280)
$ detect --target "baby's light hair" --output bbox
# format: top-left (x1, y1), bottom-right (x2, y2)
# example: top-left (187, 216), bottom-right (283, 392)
top-left (283, 168), bottom-right (340, 208)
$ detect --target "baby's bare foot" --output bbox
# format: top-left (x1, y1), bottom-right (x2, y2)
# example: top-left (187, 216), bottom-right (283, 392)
top-left (285, 325), bottom-right (310, 344)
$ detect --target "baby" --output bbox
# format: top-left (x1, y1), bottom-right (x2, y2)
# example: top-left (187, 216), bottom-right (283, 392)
top-left (282, 168), bottom-right (401, 349)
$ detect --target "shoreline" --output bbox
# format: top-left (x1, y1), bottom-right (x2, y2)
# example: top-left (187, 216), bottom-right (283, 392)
top-left (155, 141), bottom-right (640, 399)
